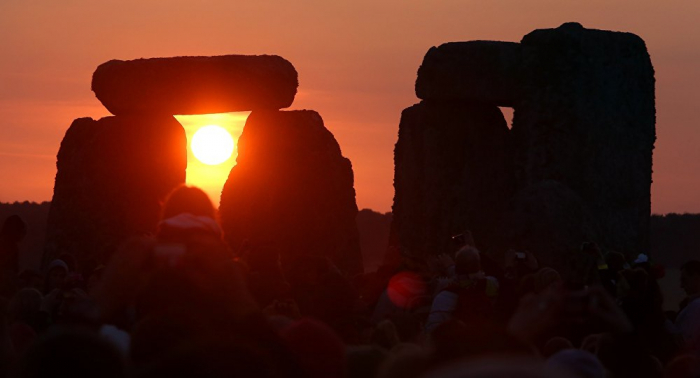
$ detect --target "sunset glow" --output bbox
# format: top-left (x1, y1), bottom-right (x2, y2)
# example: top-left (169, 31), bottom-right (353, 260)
top-left (191, 125), bottom-right (234, 166)
top-left (1, 1), bottom-right (700, 214)
top-left (176, 112), bottom-right (249, 207)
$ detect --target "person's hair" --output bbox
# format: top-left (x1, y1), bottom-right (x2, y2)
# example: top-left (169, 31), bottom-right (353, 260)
top-left (1, 214), bottom-right (27, 240)
top-left (56, 253), bottom-right (78, 273)
top-left (533, 268), bottom-right (561, 293)
top-left (605, 251), bottom-right (627, 272)
top-left (542, 337), bottom-right (573, 358)
top-left (454, 246), bottom-right (481, 276)
top-left (681, 260), bottom-right (700, 277)
top-left (160, 185), bottom-right (216, 220)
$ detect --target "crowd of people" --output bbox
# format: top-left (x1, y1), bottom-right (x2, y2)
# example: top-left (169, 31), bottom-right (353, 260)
top-left (0, 185), bottom-right (698, 377)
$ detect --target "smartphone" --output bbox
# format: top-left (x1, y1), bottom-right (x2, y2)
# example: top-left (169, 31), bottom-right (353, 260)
top-left (515, 252), bottom-right (526, 260)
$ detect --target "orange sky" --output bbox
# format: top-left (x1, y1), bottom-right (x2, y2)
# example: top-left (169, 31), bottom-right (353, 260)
top-left (1, 0), bottom-right (699, 213)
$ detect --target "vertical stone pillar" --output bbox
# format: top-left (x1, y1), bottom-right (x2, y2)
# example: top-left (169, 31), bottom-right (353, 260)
top-left (45, 115), bottom-right (187, 272)
top-left (511, 23), bottom-right (656, 259)
top-left (392, 101), bottom-right (514, 257)
top-left (220, 110), bottom-right (362, 275)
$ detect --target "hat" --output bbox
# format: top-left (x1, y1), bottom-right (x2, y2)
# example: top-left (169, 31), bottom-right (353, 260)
top-left (46, 259), bottom-right (69, 273)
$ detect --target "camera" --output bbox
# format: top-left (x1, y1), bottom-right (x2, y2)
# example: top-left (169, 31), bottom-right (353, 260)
top-left (451, 233), bottom-right (466, 246)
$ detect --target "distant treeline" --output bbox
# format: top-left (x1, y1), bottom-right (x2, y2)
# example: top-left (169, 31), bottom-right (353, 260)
top-left (650, 213), bottom-right (700, 268)
top-left (0, 201), bottom-right (50, 270)
top-left (356, 209), bottom-right (392, 273)
top-left (1, 201), bottom-right (696, 272)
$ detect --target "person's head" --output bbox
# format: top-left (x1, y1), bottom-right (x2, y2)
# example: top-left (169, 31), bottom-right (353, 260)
top-left (680, 260), bottom-right (700, 297)
top-left (56, 253), bottom-right (78, 273)
top-left (596, 332), bottom-right (660, 378)
top-left (604, 252), bottom-right (626, 272)
top-left (454, 246), bottom-right (481, 276)
top-left (160, 185), bottom-right (216, 221)
top-left (430, 319), bottom-right (534, 364)
top-left (372, 320), bottom-right (400, 350)
top-left (44, 259), bottom-right (68, 293)
top-left (1, 214), bottom-right (27, 242)
top-left (87, 265), bottom-right (106, 296)
top-left (546, 349), bottom-right (605, 378)
top-left (17, 269), bottom-right (43, 291)
top-left (423, 357), bottom-right (575, 378)
top-left (533, 268), bottom-right (562, 293)
top-left (664, 354), bottom-right (700, 378)
top-left (280, 318), bottom-right (346, 378)
top-left (542, 337), bottom-right (573, 358)
top-left (158, 185), bottom-right (223, 242)
top-left (580, 333), bottom-right (602, 356)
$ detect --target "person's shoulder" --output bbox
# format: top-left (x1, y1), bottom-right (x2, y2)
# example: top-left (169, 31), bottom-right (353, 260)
top-left (678, 296), bottom-right (700, 320)
top-left (687, 296), bottom-right (700, 310)
top-left (431, 290), bottom-right (459, 310)
top-left (435, 289), bottom-right (460, 301)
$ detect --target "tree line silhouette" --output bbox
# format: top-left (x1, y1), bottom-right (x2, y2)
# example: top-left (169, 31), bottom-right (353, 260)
top-left (1, 202), bottom-right (694, 272)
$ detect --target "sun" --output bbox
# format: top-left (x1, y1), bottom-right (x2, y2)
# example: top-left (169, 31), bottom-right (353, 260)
top-left (191, 125), bottom-right (234, 165)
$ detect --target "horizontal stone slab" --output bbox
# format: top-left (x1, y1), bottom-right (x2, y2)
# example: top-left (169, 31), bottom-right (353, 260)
top-left (92, 55), bottom-right (298, 115)
top-left (416, 41), bottom-right (521, 107)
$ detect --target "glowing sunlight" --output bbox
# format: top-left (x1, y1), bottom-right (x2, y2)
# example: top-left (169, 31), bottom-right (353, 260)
top-left (191, 125), bottom-right (234, 165)
top-left (175, 112), bottom-right (250, 207)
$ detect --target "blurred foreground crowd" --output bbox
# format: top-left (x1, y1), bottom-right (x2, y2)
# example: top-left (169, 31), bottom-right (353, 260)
top-left (0, 185), bottom-right (699, 378)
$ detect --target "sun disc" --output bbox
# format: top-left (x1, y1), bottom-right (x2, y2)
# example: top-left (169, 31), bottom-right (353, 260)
top-left (191, 125), bottom-right (234, 165)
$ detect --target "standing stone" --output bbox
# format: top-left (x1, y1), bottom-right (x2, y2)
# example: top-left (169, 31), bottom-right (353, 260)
top-left (392, 101), bottom-right (514, 258)
top-left (500, 180), bottom-right (601, 276)
top-left (45, 115), bottom-right (187, 273)
top-left (92, 55), bottom-right (298, 115)
top-left (510, 23), bottom-right (656, 259)
top-left (220, 110), bottom-right (362, 275)
top-left (416, 41), bottom-right (522, 107)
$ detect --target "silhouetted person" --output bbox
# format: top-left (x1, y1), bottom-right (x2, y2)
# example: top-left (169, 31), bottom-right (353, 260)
top-left (157, 184), bottom-right (223, 243)
top-left (6, 288), bottom-right (45, 357)
top-left (677, 260), bottom-right (700, 353)
top-left (599, 251), bottom-right (627, 297)
top-left (16, 269), bottom-right (43, 292)
top-left (546, 349), bottom-right (605, 378)
top-left (0, 215), bottom-right (27, 295)
top-left (43, 259), bottom-right (68, 295)
top-left (41, 259), bottom-right (93, 325)
top-left (426, 246), bottom-right (498, 332)
top-left (617, 267), bottom-right (680, 363)
top-left (286, 255), bottom-right (357, 327)
top-left (56, 253), bottom-right (78, 275)
top-left (280, 318), bottom-right (346, 378)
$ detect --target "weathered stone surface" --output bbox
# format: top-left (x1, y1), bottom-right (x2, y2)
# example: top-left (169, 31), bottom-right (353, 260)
top-left (392, 101), bottom-right (514, 258)
top-left (416, 41), bottom-right (521, 107)
top-left (511, 22), bottom-right (655, 259)
top-left (500, 180), bottom-right (601, 275)
top-left (92, 55), bottom-right (298, 115)
top-left (220, 110), bottom-right (362, 275)
top-left (44, 115), bottom-right (187, 273)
